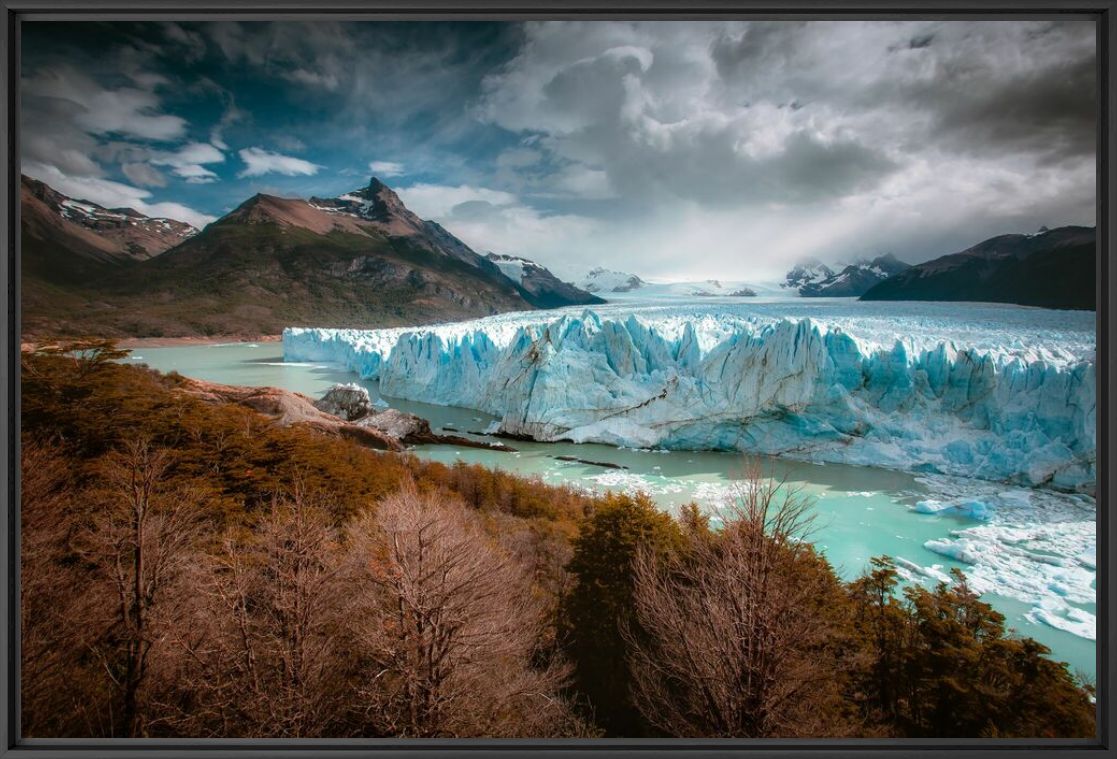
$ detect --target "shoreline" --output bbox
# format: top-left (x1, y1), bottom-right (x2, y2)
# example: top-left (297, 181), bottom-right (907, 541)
top-left (117, 334), bottom-right (282, 349)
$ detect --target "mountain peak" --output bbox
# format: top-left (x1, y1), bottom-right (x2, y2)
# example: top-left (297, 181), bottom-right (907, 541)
top-left (580, 267), bottom-right (646, 293)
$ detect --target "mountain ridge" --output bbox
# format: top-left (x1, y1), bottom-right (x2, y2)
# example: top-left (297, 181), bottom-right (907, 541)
top-left (861, 226), bottom-right (1095, 310)
top-left (21, 175), bottom-right (590, 337)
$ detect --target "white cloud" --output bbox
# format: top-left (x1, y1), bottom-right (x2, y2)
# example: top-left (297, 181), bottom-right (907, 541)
top-left (23, 162), bottom-right (216, 229)
top-left (150, 142), bottom-right (225, 184)
top-left (237, 147), bottom-right (323, 178)
top-left (285, 68), bottom-right (340, 91)
top-left (369, 160), bottom-right (405, 177)
top-left (23, 65), bottom-right (186, 142)
top-left (121, 162), bottom-right (167, 187)
top-left (394, 182), bottom-right (598, 276)
top-left (395, 183), bottom-right (518, 218)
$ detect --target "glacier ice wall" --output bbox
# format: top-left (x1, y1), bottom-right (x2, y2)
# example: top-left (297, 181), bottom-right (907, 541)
top-left (284, 306), bottom-right (1095, 491)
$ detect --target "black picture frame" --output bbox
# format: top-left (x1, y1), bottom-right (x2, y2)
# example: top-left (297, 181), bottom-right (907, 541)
top-left (1, 2), bottom-right (1113, 756)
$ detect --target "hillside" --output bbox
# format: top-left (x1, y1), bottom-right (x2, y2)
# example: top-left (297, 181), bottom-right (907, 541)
top-left (20, 176), bottom-right (573, 338)
top-left (861, 226), bottom-right (1096, 310)
top-left (486, 253), bottom-right (603, 308)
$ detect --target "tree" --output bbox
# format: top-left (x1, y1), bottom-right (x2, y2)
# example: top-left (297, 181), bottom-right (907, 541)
top-left (626, 464), bottom-right (858, 737)
top-left (349, 482), bottom-right (583, 737)
top-left (77, 438), bottom-right (210, 737)
top-left (560, 492), bottom-right (685, 735)
top-left (846, 556), bottom-right (912, 727)
top-left (170, 485), bottom-right (355, 737)
top-left (848, 558), bottom-right (1096, 738)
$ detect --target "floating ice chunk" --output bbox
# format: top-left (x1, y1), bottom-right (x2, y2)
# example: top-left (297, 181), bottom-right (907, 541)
top-left (913, 498), bottom-right (992, 521)
top-left (1026, 599), bottom-right (1096, 641)
top-left (895, 557), bottom-right (953, 584)
top-left (914, 499), bottom-right (950, 514)
top-left (924, 538), bottom-right (982, 565)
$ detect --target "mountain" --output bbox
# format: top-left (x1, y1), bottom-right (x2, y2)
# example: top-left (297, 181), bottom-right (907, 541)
top-left (21, 174), bottom-right (200, 331)
top-left (861, 227), bottom-right (1095, 310)
top-left (21, 175), bottom-right (198, 267)
top-left (781, 259), bottom-right (835, 293)
top-left (485, 253), bottom-right (603, 308)
top-left (784, 254), bottom-right (910, 297)
top-left (580, 267), bottom-right (646, 293)
top-left (802, 254), bottom-right (911, 297)
top-left (21, 176), bottom-right (540, 338)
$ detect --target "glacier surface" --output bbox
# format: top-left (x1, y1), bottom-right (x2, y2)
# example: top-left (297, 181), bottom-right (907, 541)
top-left (283, 301), bottom-right (1096, 491)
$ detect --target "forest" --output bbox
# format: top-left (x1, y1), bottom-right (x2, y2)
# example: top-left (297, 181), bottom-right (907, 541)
top-left (19, 343), bottom-right (1097, 739)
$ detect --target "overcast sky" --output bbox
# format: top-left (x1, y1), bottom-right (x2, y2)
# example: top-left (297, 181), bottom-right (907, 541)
top-left (21, 20), bottom-right (1096, 280)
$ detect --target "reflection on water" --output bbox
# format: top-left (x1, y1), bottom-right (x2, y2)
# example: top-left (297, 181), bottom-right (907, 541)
top-left (126, 341), bottom-right (1097, 680)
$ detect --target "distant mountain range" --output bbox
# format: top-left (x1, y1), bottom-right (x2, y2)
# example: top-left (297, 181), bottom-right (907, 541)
top-left (861, 226), bottom-right (1095, 310)
top-left (20, 175), bottom-right (598, 338)
top-left (21, 173), bottom-right (1096, 338)
top-left (782, 254), bottom-right (911, 297)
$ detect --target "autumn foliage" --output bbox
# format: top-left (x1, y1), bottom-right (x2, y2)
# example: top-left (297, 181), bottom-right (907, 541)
top-left (19, 346), bottom-right (1095, 739)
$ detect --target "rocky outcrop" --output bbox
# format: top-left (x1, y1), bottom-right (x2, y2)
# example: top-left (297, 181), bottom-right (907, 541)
top-left (314, 382), bottom-right (376, 421)
top-left (190, 379), bottom-right (514, 453)
top-left (176, 377), bottom-right (404, 451)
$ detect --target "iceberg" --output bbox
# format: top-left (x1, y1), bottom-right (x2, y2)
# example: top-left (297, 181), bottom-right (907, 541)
top-left (283, 301), bottom-right (1095, 491)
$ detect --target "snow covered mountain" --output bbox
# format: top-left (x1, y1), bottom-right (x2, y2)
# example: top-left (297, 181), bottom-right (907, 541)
top-left (782, 258), bottom-right (835, 292)
top-left (615, 279), bottom-right (764, 299)
top-left (783, 254), bottom-right (910, 297)
top-left (485, 253), bottom-right (603, 308)
top-left (580, 267), bottom-right (646, 293)
top-left (284, 301), bottom-right (1095, 492)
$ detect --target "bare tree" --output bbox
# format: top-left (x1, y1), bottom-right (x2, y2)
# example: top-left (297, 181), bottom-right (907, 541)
top-left (349, 481), bottom-right (584, 737)
top-left (627, 461), bottom-right (855, 738)
top-left (77, 438), bottom-right (209, 737)
top-left (169, 484), bottom-right (355, 737)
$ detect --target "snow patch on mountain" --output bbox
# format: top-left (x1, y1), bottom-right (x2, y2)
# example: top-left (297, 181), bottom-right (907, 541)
top-left (486, 253), bottom-right (544, 286)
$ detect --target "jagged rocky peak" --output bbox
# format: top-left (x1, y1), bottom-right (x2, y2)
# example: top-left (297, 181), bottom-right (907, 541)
top-left (783, 258), bottom-right (835, 289)
top-left (309, 176), bottom-right (413, 225)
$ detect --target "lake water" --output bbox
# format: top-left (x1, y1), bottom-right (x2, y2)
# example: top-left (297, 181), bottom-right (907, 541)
top-left (126, 339), bottom-right (1098, 682)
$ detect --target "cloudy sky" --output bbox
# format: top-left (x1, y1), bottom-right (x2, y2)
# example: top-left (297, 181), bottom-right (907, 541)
top-left (21, 20), bottom-right (1096, 280)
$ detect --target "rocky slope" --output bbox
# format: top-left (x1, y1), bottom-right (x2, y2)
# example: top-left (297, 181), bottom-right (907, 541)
top-left (486, 253), bottom-right (603, 308)
top-left (861, 226), bottom-right (1095, 310)
top-left (21, 176), bottom-right (547, 337)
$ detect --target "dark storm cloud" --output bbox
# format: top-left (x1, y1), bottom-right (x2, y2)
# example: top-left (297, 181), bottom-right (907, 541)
top-left (19, 19), bottom-right (1098, 279)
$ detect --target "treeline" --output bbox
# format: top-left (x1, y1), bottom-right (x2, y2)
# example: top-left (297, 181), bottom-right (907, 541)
top-left (20, 345), bottom-right (1096, 739)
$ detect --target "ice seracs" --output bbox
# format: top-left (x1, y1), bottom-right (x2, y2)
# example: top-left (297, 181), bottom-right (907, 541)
top-left (284, 300), bottom-right (1096, 492)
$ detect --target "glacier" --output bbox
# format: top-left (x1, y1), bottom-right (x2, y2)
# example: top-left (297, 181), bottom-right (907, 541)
top-left (283, 301), bottom-right (1096, 492)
